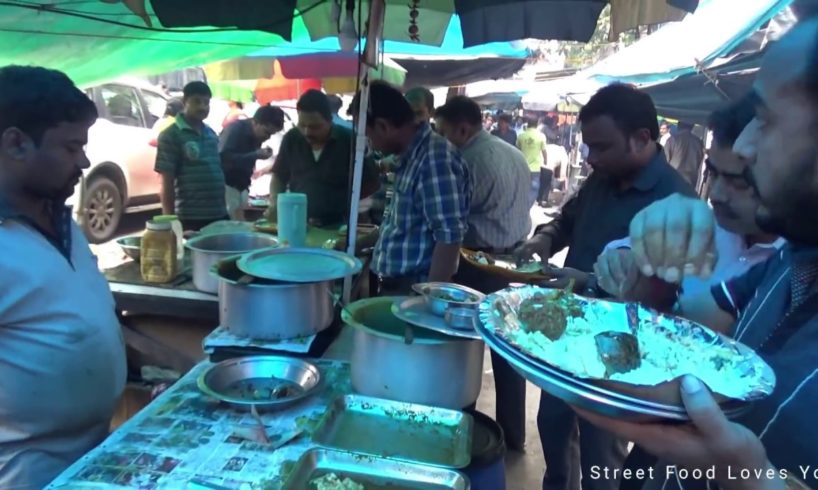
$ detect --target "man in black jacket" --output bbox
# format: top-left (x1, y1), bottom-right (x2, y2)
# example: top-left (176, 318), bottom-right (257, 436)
top-left (219, 105), bottom-right (284, 220)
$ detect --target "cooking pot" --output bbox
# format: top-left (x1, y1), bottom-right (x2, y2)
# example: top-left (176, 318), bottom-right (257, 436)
top-left (212, 256), bottom-right (334, 340)
top-left (186, 232), bottom-right (279, 293)
top-left (342, 296), bottom-right (484, 409)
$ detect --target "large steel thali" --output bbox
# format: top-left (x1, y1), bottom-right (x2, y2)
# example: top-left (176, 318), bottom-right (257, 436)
top-left (477, 286), bottom-right (776, 421)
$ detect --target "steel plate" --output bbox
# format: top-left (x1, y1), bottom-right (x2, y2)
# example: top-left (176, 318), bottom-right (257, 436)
top-left (392, 297), bottom-right (483, 340)
top-left (479, 286), bottom-right (775, 403)
top-left (237, 247), bottom-right (362, 283)
top-left (282, 449), bottom-right (470, 490)
top-left (197, 356), bottom-right (322, 412)
top-left (312, 394), bottom-right (474, 469)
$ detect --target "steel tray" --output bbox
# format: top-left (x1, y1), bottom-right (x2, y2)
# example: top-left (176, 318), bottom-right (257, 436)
top-left (282, 448), bottom-right (470, 490)
top-left (312, 394), bottom-right (473, 468)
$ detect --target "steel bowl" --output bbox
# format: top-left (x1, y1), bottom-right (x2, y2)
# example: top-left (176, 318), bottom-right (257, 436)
top-left (186, 232), bottom-right (279, 293)
top-left (116, 234), bottom-right (142, 262)
top-left (444, 307), bottom-right (478, 331)
top-left (413, 282), bottom-right (485, 317)
top-left (197, 356), bottom-right (322, 412)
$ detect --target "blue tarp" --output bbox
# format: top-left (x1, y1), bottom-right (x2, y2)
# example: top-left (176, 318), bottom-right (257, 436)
top-left (250, 15), bottom-right (528, 59)
top-left (584, 0), bottom-right (791, 84)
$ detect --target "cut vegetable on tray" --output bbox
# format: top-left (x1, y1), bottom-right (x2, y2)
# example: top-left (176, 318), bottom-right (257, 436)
top-left (479, 286), bottom-right (776, 403)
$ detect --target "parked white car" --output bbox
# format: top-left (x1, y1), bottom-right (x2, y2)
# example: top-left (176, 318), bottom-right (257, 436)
top-left (68, 79), bottom-right (168, 243)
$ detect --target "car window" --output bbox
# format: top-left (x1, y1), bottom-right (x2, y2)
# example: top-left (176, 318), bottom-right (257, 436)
top-left (141, 90), bottom-right (167, 128)
top-left (100, 85), bottom-right (146, 128)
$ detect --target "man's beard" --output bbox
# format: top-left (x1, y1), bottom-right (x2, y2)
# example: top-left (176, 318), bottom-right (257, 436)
top-left (754, 155), bottom-right (818, 245)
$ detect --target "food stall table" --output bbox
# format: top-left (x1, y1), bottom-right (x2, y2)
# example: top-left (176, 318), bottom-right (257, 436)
top-left (47, 358), bottom-right (354, 490)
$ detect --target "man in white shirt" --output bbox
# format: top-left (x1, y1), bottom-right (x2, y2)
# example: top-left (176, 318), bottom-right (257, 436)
top-left (0, 65), bottom-right (127, 489)
top-left (593, 91), bottom-right (783, 488)
top-left (596, 93), bottom-right (782, 303)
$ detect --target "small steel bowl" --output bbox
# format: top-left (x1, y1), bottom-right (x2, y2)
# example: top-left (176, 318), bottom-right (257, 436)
top-left (197, 356), bottom-right (322, 412)
top-left (444, 307), bottom-right (477, 331)
top-left (413, 282), bottom-right (485, 317)
top-left (116, 234), bottom-right (142, 262)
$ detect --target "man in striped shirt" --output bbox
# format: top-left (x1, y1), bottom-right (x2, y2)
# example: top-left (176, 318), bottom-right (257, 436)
top-left (581, 17), bottom-right (818, 490)
top-left (155, 82), bottom-right (227, 231)
top-left (367, 82), bottom-right (470, 294)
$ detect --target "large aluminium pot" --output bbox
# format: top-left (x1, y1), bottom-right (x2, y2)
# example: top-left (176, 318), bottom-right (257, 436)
top-left (212, 257), bottom-right (334, 340)
top-left (186, 232), bottom-right (279, 293)
top-left (342, 296), bottom-right (484, 410)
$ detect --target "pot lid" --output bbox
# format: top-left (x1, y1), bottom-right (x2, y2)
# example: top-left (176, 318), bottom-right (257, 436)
top-left (237, 247), bottom-right (362, 283)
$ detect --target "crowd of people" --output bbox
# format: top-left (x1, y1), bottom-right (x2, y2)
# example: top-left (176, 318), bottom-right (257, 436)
top-left (0, 9), bottom-right (817, 490)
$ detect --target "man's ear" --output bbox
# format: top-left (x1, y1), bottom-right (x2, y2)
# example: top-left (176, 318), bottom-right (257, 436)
top-left (631, 128), bottom-right (653, 152)
top-left (0, 127), bottom-right (31, 159)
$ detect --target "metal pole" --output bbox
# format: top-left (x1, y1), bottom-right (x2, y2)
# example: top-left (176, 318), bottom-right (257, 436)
top-left (343, 0), bottom-right (385, 304)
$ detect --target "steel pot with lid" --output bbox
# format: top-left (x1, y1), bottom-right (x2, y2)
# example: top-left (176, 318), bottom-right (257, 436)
top-left (212, 256), bottom-right (334, 340)
top-left (342, 296), bottom-right (484, 409)
top-left (186, 232), bottom-right (279, 293)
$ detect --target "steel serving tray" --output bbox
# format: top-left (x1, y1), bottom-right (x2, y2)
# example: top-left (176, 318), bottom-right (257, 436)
top-left (197, 356), bottom-right (322, 412)
top-left (480, 286), bottom-right (775, 401)
top-left (474, 297), bottom-right (756, 421)
top-left (312, 394), bottom-right (474, 468)
top-left (238, 247), bottom-right (362, 283)
top-left (282, 448), bottom-right (470, 490)
top-left (392, 297), bottom-right (482, 340)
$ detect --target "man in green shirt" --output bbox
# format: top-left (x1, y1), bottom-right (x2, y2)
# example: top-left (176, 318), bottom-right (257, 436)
top-left (517, 116), bottom-right (548, 205)
top-left (154, 81), bottom-right (227, 231)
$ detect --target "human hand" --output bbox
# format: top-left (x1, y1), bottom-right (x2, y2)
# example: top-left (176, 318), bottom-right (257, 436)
top-left (574, 376), bottom-right (775, 490)
top-left (539, 266), bottom-right (589, 291)
top-left (594, 247), bottom-right (648, 299)
top-left (629, 194), bottom-right (717, 284)
top-left (257, 147), bottom-right (274, 160)
top-left (514, 234), bottom-right (553, 266)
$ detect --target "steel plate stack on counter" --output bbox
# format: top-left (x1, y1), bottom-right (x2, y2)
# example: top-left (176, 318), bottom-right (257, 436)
top-left (477, 285), bottom-right (776, 421)
top-left (390, 282), bottom-right (485, 340)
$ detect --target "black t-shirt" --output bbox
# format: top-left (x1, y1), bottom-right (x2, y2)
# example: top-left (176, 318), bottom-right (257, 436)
top-left (218, 119), bottom-right (260, 191)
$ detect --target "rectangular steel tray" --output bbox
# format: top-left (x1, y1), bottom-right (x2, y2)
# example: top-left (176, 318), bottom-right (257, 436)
top-left (282, 448), bottom-right (470, 490)
top-left (312, 394), bottom-right (473, 468)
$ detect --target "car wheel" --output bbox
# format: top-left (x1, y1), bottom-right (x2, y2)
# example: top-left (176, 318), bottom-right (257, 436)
top-left (82, 176), bottom-right (123, 243)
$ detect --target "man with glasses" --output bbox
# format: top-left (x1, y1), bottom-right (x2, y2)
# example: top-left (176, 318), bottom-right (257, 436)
top-left (598, 94), bottom-right (783, 305)
top-left (596, 94), bottom-right (784, 486)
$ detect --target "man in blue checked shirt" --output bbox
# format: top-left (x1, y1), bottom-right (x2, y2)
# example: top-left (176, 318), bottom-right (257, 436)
top-left (365, 81), bottom-right (470, 294)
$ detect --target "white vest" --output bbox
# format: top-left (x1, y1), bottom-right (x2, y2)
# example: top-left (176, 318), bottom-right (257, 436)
top-left (0, 218), bottom-right (126, 489)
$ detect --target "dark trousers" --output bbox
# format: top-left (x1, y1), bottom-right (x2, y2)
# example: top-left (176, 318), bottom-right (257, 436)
top-left (179, 215), bottom-right (229, 232)
top-left (538, 390), bottom-right (628, 490)
top-left (530, 171), bottom-right (541, 206)
top-left (539, 167), bottom-right (554, 204)
top-left (454, 251), bottom-right (527, 449)
top-left (619, 446), bottom-right (657, 490)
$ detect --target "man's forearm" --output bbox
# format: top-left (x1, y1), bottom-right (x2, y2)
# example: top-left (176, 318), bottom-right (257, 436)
top-left (160, 174), bottom-right (175, 215)
top-left (428, 242), bottom-right (461, 283)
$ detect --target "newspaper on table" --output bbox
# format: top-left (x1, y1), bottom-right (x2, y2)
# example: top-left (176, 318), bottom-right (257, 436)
top-left (47, 360), bottom-right (352, 490)
top-left (202, 326), bottom-right (317, 355)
